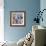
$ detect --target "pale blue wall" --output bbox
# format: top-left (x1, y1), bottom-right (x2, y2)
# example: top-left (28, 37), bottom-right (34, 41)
top-left (4, 0), bottom-right (40, 42)
top-left (40, 0), bottom-right (46, 27)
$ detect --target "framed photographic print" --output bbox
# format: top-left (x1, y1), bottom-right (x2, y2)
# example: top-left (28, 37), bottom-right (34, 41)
top-left (10, 11), bottom-right (26, 27)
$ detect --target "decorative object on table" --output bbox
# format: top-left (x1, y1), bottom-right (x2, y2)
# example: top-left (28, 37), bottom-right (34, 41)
top-left (10, 11), bottom-right (26, 27)
top-left (17, 32), bottom-right (34, 46)
top-left (1, 41), bottom-right (7, 46)
top-left (2, 43), bottom-right (7, 46)
top-left (23, 32), bottom-right (34, 46)
top-left (33, 9), bottom-right (46, 24)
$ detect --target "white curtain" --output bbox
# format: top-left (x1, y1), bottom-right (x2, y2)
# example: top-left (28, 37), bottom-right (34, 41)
top-left (0, 0), bottom-right (4, 42)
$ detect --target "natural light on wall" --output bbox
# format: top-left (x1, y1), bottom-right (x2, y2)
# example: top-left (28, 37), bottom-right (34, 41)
top-left (0, 0), bottom-right (4, 42)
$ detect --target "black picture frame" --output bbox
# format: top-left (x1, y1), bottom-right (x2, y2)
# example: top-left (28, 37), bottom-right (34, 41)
top-left (10, 11), bottom-right (26, 27)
